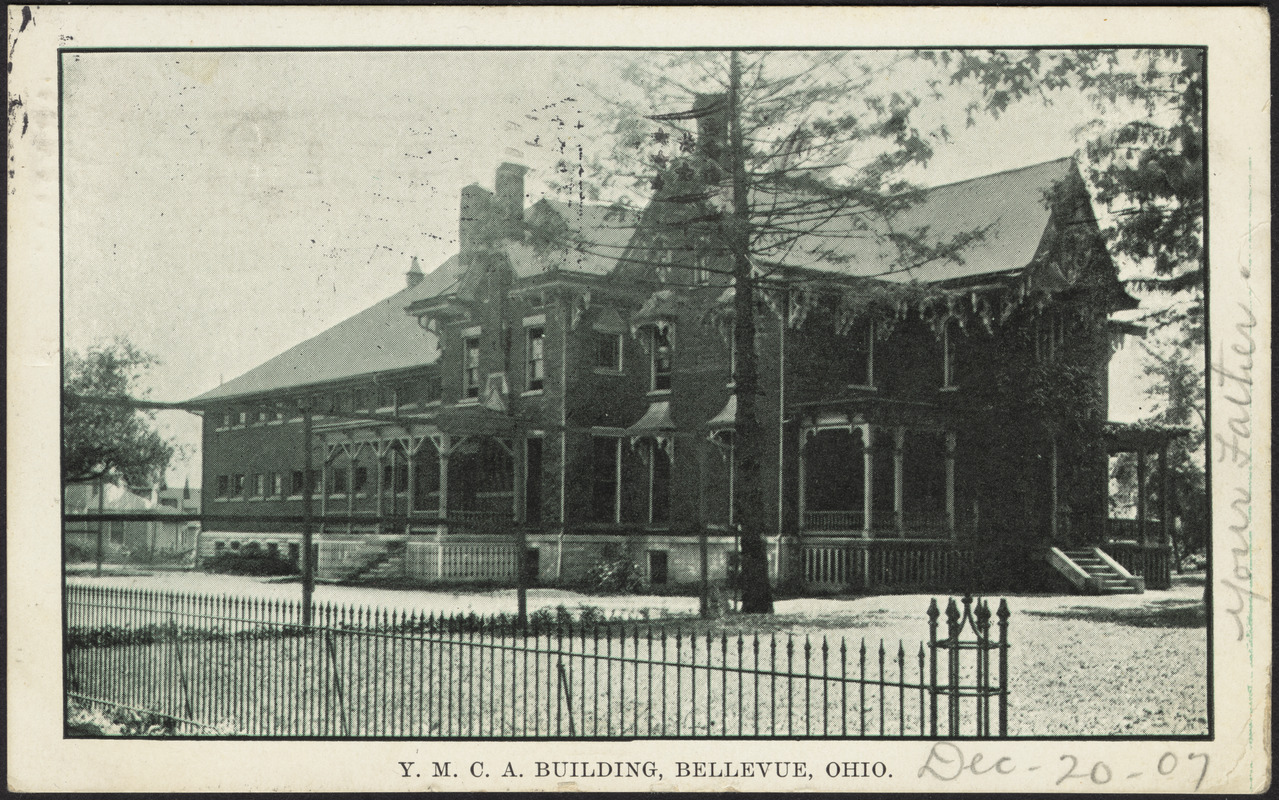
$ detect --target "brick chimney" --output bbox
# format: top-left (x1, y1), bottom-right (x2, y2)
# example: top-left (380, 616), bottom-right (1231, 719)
top-left (494, 162), bottom-right (528, 240)
top-left (405, 255), bottom-right (424, 289)
top-left (458, 184), bottom-right (493, 258)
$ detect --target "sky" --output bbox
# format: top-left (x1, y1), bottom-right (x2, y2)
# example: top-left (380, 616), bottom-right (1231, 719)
top-left (61, 49), bottom-right (1166, 487)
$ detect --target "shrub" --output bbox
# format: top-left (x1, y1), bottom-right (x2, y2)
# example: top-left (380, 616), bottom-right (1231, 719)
top-left (580, 545), bottom-right (644, 594)
top-left (202, 551), bottom-right (298, 577)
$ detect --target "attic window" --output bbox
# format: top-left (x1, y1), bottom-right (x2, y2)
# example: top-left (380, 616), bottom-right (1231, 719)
top-left (526, 327), bottom-right (545, 392)
top-left (847, 320), bottom-right (874, 388)
top-left (651, 326), bottom-right (673, 392)
top-left (941, 322), bottom-right (958, 389)
top-left (463, 337), bottom-right (481, 399)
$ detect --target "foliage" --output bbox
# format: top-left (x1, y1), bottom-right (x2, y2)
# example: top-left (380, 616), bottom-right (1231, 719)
top-left (551, 51), bottom-right (1005, 615)
top-left (927, 48), bottom-right (1204, 326)
top-left (202, 550), bottom-right (300, 577)
top-left (63, 337), bottom-right (176, 485)
top-left (579, 544), bottom-right (645, 594)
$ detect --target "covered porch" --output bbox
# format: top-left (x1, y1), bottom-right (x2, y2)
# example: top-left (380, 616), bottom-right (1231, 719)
top-left (312, 403), bottom-right (533, 583)
top-left (797, 409), bottom-right (956, 540)
top-left (1100, 421), bottom-right (1189, 590)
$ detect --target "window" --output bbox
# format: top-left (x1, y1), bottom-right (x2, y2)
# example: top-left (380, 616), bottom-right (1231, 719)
top-left (463, 336), bottom-right (481, 399)
top-left (252, 473), bottom-right (265, 497)
top-left (648, 441), bottom-right (671, 524)
top-left (232, 474), bottom-right (245, 496)
top-left (595, 332), bottom-right (622, 371)
top-left (378, 385), bottom-right (395, 410)
top-left (649, 551), bottom-right (669, 585)
top-left (221, 412), bottom-right (232, 429)
top-left (591, 436), bottom-right (621, 523)
top-left (216, 475), bottom-right (229, 499)
top-left (383, 462), bottom-right (408, 493)
top-left (309, 469), bottom-right (322, 494)
top-left (353, 466), bottom-right (368, 494)
top-left (329, 467), bottom-right (348, 496)
top-left (848, 320), bottom-right (874, 387)
top-left (291, 470), bottom-right (305, 496)
top-left (728, 325), bottom-right (737, 385)
top-left (423, 374), bottom-right (442, 405)
top-left (256, 410), bottom-right (267, 424)
top-left (215, 541), bottom-right (226, 553)
top-left (108, 521), bottom-right (124, 545)
top-left (941, 323), bottom-right (958, 389)
top-left (237, 411), bottom-right (247, 426)
top-left (271, 472), bottom-right (283, 497)
top-left (651, 327), bottom-right (673, 392)
top-left (525, 327), bottom-right (545, 391)
top-left (1035, 312), bottom-right (1067, 363)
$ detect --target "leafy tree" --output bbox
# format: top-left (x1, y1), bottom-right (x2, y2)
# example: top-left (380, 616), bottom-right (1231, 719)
top-left (926, 48), bottom-right (1204, 328)
top-left (63, 338), bottom-right (175, 485)
top-left (543, 51), bottom-right (986, 613)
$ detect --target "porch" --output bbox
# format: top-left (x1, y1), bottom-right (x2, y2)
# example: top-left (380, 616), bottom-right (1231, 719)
top-left (797, 412), bottom-right (955, 539)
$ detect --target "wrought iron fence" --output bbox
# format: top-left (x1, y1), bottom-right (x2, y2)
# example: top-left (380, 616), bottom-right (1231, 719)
top-left (65, 584), bottom-right (1008, 738)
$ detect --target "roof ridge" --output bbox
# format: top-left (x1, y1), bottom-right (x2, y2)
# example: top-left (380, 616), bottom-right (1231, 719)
top-left (913, 156), bottom-right (1076, 195)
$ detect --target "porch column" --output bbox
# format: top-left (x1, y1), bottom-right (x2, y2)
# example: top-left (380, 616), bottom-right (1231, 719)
top-left (1136, 448), bottom-right (1147, 546)
top-left (346, 448), bottom-right (354, 535)
top-left (320, 457), bottom-right (328, 535)
top-left (406, 439), bottom-right (417, 534)
top-left (437, 433), bottom-right (450, 580)
top-left (374, 443), bottom-right (385, 521)
top-left (945, 432), bottom-right (956, 538)
top-left (893, 427), bottom-right (904, 535)
top-left (1159, 442), bottom-right (1171, 546)
top-left (797, 428), bottom-right (808, 533)
top-left (1049, 438), bottom-right (1059, 541)
top-left (861, 425), bottom-right (873, 538)
top-left (388, 448), bottom-right (398, 525)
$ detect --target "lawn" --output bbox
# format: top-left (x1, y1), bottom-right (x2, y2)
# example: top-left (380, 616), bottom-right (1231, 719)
top-left (64, 571), bottom-right (1208, 737)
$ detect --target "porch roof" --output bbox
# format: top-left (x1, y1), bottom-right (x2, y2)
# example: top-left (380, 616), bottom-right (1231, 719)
top-left (625, 400), bottom-right (677, 439)
top-left (1104, 421), bottom-right (1191, 453)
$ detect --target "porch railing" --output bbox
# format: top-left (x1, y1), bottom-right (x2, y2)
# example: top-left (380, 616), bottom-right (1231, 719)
top-left (1102, 540), bottom-right (1172, 589)
top-left (801, 511), bottom-right (951, 539)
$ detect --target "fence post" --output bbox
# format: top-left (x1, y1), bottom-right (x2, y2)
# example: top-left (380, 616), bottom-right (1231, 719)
top-left (325, 617), bottom-right (350, 736)
top-left (167, 594), bottom-right (196, 722)
top-left (975, 598), bottom-right (991, 737)
top-left (997, 598), bottom-right (1010, 737)
top-left (557, 659), bottom-right (576, 737)
top-left (946, 598), bottom-right (961, 736)
top-left (926, 598), bottom-right (939, 737)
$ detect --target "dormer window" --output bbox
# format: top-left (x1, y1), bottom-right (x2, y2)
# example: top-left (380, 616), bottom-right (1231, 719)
top-left (941, 322), bottom-right (958, 389)
top-left (463, 336), bottom-right (481, 399)
top-left (525, 327), bottom-right (545, 392)
top-left (848, 319), bottom-right (874, 388)
top-left (651, 326), bottom-right (673, 392)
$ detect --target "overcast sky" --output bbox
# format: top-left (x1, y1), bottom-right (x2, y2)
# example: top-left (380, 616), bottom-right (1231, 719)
top-left (61, 49), bottom-right (1158, 487)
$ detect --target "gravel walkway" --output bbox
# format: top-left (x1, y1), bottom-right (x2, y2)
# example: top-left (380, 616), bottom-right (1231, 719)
top-left (64, 570), bottom-right (1207, 737)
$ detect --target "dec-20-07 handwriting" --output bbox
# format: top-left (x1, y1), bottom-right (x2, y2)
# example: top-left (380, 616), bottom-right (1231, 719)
top-left (918, 742), bottom-right (1209, 791)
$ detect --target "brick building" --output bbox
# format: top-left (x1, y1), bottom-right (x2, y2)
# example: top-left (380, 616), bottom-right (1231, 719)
top-left (188, 144), bottom-right (1174, 592)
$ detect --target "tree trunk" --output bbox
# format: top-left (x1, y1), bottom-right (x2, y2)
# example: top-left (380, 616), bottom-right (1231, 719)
top-left (728, 50), bottom-right (774, 614)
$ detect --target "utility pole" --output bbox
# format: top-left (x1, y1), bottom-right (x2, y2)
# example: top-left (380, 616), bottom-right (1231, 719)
top-left (728, 49), bottom-right (774, 613)
top-left (95, 475), bottom-right (105, 576)
top-left (301, 405), bottom-right (315, 626)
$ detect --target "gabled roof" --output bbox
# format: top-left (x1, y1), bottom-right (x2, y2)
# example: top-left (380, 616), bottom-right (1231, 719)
top-left (513, 198), bottom-right (641, 277)
top-left (757, 157), bottom-right (1077, 284)
top-left (64, 482), bottom-right (155, 513)
top-left (189, 256), bottom-right (460, 403)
